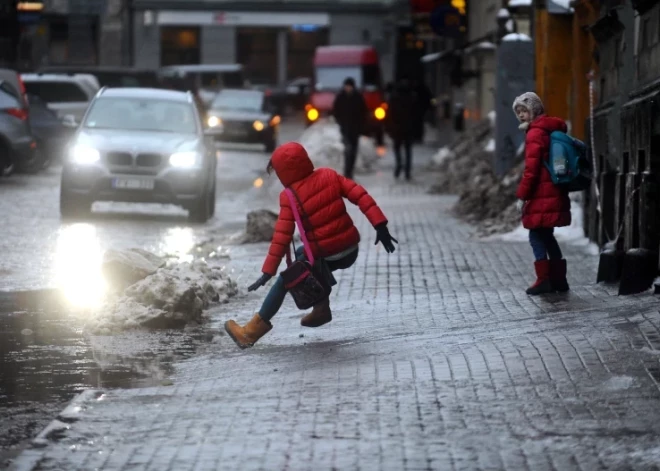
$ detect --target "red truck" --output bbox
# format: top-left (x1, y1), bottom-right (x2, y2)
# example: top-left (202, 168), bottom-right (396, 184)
top-left (305, 45), bottom-right (387, 145)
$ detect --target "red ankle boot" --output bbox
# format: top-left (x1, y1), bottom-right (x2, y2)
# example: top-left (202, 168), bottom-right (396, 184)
top-left (526, 260), bottom-right (553, 295)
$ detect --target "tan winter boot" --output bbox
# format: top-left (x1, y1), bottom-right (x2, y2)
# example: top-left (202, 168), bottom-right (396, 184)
top-left (300, 298), bottom-right (332, 328)
top-left (224, 314), bottom-right (272, 349)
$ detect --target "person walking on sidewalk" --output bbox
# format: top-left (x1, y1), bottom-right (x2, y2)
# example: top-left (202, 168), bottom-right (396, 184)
top-left (332, 77), bottom-right (367, 179)
top-left (224, 142), bottom-right (398, 349)
top-left (513, 92), bottom-right (571, 295)
top-left (386, 78), bottom-right (416, 180)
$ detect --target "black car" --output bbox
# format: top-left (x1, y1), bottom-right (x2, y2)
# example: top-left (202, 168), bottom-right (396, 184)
top-left (27, 93), bottom-right (75, 169)
top-left (205, 89), bottom-right (279, 152)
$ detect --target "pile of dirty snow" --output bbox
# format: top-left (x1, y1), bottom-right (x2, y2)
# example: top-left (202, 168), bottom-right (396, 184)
top-left (299, 119), bottom-right (379, 174)
top-left (428, 112), bottom-right (528, 236)
top-left (87, 250), bottom-right (238, 335)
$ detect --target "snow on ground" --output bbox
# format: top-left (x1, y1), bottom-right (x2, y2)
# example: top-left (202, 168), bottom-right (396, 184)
top-left (432, 146), bottom-right (455, 167)
top-left (486, 193), bottom-right (600, 255)
top-left (86, 259), bottom-right (238, 335)
top-left (502, 33), bottom-right (532, 42)
top-left (298, 119), bottom-right (380, 174)
top-left (484, 138), bottom-right (495, 152)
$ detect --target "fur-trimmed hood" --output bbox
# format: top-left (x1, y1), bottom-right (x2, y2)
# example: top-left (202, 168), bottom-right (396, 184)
top-left (512, 92), bottom-right (545, 121)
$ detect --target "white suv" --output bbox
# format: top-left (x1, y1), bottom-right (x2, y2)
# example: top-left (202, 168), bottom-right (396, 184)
top-left (20, 73), bottom-right (99, 124)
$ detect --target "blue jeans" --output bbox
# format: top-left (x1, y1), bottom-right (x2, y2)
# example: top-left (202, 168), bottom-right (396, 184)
top-left (259, 246), bottom-right (359, 322)
top-left (529, 228), bottom-right (563, 261)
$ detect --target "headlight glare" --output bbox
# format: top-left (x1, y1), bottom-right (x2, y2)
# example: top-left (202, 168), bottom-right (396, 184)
top-left (208, 116), bottom-right (222, 128)
top-left (71, 145), bottom-right (100, 164)
top-left (169, 151), bottom-right (198, 168)
top-left (253, 120), bottom-right (264, 131)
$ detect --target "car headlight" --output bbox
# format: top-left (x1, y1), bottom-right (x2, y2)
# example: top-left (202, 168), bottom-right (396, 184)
top-left (306, 107), bottom-right (319, 122)
top-left (374, 106), bottom-right (386, 120)
top-left (253, 120), bottom-right (264, 131)
top-left (71, 145), bottom-right (100, 164)
top-left (169, 151), bottom-right (199, 168)
top-left (208, 116), bottom-right (222, 128)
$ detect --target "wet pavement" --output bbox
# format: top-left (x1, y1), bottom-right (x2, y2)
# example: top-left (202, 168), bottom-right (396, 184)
top-left (0, 121), bottom-right (302, 465)
top-left (8, 143), bottom-right (660, 470)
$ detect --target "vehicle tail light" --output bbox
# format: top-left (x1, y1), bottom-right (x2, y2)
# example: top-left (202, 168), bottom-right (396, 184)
top-left (5, 108), bottom-right (28, 121)
top-left (306, 107), bottom-right (319, 122)
top-left (264, 89), bottom-right (272, 96)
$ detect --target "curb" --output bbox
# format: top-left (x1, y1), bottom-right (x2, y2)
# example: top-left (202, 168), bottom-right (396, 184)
top-left (8, 389), bottom-right (105, 471)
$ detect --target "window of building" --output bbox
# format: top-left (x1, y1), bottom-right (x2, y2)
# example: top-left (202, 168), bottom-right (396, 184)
top-left (160, 27), bottom-right (200, 66)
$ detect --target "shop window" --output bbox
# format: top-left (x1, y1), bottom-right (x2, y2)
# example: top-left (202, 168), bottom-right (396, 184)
top-left (160, 27), bottom-right (200, 66)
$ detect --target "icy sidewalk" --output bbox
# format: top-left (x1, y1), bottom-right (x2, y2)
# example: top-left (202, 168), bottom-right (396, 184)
top-left (11, 145), bottom-right (660, 471)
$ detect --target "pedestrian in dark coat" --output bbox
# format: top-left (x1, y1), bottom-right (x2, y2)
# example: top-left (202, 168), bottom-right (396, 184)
top-left (332, 77), bottom-right (367, 179)
top-left (513, 92), bottom-right (571, 296)
top-left (386, 79), bottom-right (416, 180)
top-left (412, 79), bottom-right (432, 143)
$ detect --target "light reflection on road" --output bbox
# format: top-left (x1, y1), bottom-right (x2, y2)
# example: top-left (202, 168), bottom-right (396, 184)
top-left (53, 223), bottom-right (106, 309)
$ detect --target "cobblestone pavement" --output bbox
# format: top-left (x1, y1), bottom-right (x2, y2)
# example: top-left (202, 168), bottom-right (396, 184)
top-left (9, 147), bottom-right (660, 471)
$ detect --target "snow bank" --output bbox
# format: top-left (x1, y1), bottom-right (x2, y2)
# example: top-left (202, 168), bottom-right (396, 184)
top-left (431, 146), bottom-right (455, 167)
top-left (502, 33), bottom-right (532, 42)
top-left (488, 193), bottom-right (600, 255)
top-left (298, 119), bottom-right (380, 174)
top-left (87, 259), bottom-right (238, 334)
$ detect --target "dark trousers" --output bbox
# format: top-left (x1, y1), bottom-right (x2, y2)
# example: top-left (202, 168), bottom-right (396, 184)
top-left (529, 228), bottom-right (563, 261)
top-left (342, 134), bottom-right (359, 179)
top-left (393, 137), bottom-right (413, 178)
top-left (259, 246), bottom-right (359, 322)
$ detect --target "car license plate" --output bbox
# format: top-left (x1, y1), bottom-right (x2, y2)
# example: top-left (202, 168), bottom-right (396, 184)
top-left (112, 178), bottom-right (154, 190)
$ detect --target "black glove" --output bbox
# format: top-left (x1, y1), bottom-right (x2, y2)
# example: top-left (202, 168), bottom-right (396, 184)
top-left (374, 223), bottom-right (398, 253)
top-left (247, 273), bottom-right (272, 292)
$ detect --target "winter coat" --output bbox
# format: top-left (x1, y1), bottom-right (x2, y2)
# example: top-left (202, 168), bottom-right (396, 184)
top-left (386, 85), bottom-right (416, 140)
top-left (332, 90), bottom-right (368, 138)
top-left (261, 142), bottom-right (388, 276)
top-left (516, 115), bottom-right (572, 229)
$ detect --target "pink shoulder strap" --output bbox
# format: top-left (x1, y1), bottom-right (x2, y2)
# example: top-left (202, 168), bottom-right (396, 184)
top-left (284, 188), bottom-right (315, 265)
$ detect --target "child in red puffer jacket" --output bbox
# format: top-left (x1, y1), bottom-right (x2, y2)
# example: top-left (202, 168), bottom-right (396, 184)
top-left (225, 142), bottom-right (398, 349)
top-left (513, 92), bottom-right (571, 296)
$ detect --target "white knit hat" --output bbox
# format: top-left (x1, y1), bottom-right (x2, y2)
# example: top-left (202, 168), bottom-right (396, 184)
top-left (512, 92), bottom-right (545, 121)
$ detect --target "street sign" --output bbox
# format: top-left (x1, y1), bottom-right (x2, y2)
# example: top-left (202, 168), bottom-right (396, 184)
top-left (429, 4), bottom-right (465, 38)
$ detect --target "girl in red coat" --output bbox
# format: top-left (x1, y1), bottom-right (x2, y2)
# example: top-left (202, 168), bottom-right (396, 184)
top-left (513, 92), bottom-right (571, 295)
top-left (225, 142), bottom-right (398, 348)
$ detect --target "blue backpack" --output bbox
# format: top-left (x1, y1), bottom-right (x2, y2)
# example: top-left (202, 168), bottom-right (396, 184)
top-left (545, 131), bottom-right (593, 192)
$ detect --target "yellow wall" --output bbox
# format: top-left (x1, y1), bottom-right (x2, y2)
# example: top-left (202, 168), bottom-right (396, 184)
top-left (535, 3), bottom-right (599, 141)
top-left (535, 10), bottom-right (573, 126)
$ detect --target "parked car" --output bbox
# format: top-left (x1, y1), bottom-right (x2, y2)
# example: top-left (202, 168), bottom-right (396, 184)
top-left (158, 64), bottom-right (246, 108)
top-left (26, 93), bottom-right (74, 169)
top-left (0, 80), bottom-right (36, 175)
top-left (37, 66), bottom-right (161, 89)
top-left (20, 73), bottom-right (99, 124)
top-left (205, 88), bottom-right (279, 153)
top-left (60, 87), bottom-right (217, 222)
top-left (284, 76), bottom-right (311, 112)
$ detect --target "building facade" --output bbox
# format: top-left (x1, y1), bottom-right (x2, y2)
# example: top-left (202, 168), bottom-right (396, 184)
top-left (130, 0), bottom-right (399, 85)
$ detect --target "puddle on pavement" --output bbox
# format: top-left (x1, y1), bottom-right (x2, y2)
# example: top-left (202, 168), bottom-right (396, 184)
top-left (0, 288), bottom-right (217, 460)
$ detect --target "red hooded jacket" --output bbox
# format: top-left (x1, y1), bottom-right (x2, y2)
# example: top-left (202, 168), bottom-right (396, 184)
top-left (261, 142), bottom-right (388, 276)
top-left (516, 115), bottom-right (572, 229)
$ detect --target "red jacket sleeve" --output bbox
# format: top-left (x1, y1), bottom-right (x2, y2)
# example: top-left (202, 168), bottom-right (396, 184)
top-left (261, 192), bottom-right (296, 276)
top-left (338, 174), bottom-right (388, 227)
top-left (516, 129), bottom-right (545, 201)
